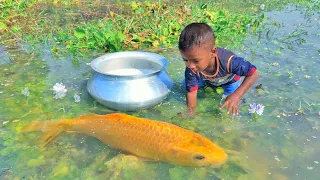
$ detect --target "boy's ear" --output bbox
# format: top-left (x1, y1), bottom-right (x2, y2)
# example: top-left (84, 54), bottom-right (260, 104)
top-left (210, 47), bottom-right (217, 58)
top-left (211, 47), bottom-right (217, 53)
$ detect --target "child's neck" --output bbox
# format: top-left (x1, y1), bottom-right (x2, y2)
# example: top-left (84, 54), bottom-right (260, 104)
top-left (204, 58), bottom-right (216, 73)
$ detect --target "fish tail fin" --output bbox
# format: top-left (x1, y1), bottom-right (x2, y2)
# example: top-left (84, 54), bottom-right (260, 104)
top-left (21, 120), bottom-right (70, 148)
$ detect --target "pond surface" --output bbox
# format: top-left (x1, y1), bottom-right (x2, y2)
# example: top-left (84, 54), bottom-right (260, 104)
top-left (1, 3), bottom-right (319, 180)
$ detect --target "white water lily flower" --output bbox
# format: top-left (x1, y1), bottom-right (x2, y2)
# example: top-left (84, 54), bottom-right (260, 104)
top-left (260, 4), bottom-right (265, 10)
top-left (21, 87), bottom-right (30, 96)
top-left (52, 83), bottom-right (67, 99)
top-left (74, 94), bottom-right (81, 103)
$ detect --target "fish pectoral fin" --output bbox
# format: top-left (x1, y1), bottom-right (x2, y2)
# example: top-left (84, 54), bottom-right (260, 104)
top-left (170, 145), bottom-right (189, 157)
top-left (135, 156), bottom-right (159, 162)
top-left (119, 152), bottom-right (159, 162)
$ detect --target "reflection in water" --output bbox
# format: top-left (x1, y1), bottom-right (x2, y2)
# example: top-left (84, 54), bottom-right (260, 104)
top-left (0, 46), bottom-right (12, 65)
top-left (0, 4), bottom-right (319, 180)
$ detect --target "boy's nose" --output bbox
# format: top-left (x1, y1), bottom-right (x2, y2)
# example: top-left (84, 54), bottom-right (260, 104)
top-left (187, 62), bottom-right (196, 69)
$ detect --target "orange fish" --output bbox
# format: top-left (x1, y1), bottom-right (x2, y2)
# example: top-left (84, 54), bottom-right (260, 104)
top-left (21, 113), bottom-right (227, 166)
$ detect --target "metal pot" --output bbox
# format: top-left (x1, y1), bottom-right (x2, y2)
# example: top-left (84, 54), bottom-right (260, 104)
top-left (87, 51), bottom-right (173, 111)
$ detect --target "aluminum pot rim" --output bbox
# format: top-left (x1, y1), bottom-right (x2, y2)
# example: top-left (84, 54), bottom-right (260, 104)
top-left (90, 51), bottom-right (168, 77)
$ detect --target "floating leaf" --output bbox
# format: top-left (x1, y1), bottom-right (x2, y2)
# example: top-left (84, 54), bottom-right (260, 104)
top-left (257, 88), bottom-right (265, 95)
top-left (274, 50), bottom-right (281, 55)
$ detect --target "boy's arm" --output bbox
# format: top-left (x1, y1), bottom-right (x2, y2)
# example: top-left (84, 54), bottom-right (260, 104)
top-left (186, 90), bottom-right (197, 116)
top-left (233, 71), bottom-right (259, 98)
top-left (183, 67), bottom-right (199, 117)
top-left (220, 71), bottom-right (259, 115)
top-left (220, 55), bottom-right (259, 116)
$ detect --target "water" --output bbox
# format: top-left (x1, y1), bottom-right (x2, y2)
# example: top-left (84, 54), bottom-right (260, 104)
top-left (1, 3), bottom-right (319, 180)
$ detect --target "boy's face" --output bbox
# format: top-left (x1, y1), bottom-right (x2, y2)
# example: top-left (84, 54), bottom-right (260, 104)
top-left (180, 45), bottom-right (216, 73)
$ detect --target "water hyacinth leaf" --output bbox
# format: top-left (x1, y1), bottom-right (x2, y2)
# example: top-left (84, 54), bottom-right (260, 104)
top-left (200, 4), bottom-right (207, 10)
top-left (11, 25), bottom-right (21, 33)
top-left (132, 34), bottom-right (141, 42)
top-left (152, 40), bottom-right (159, 47)
top-left (94, 31), bottom-right (105, 46)
top-left (87, 37), bottom-right (96, 46)
top-left (205, 11), bottom-right (216, 20)
top-left (74, 28), bottom-right (86, 39)
top-left (0, 22), bottom-right (8, 31)
top-left (103, 31), bottom-right (111, 40)
top-left (115, 32), bottom-right (126, 41)
top-left (131, 2), bottom-right (138, 10)
top-left (39, 20), bottom-right (46, 26)
top-left (217, 11), bottom-right (225, 18)
top-left (216, 87), bottom-right (224, 94)
top-left (169, 22), bottom-right (181, 35)
top-left (257, 88), bottom-right (265, 95)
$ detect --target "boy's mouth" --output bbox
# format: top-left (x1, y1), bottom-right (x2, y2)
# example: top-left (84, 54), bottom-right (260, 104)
top-left (191, 68), bottom-right (198, 73)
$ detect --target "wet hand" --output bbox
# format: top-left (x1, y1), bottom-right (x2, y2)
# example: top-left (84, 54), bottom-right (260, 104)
top-left (220, 94), bottom-right (241, 116)
top-left (176, 110), bottom-right (195, 120)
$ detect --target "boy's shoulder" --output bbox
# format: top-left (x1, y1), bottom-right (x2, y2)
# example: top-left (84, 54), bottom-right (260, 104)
top-left (217, 47), bottom-right (235, 62)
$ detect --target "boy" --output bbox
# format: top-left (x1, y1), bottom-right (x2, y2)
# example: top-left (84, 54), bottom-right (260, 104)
top-left (179, 23), bottom-right (259, 116)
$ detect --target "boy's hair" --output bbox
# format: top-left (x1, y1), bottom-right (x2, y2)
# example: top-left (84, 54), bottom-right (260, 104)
top-left (178, 23), bottom-right (215, 51)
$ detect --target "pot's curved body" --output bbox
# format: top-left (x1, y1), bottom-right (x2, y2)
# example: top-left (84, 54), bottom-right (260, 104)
top-left (87, 51), bottom-right (173, 111)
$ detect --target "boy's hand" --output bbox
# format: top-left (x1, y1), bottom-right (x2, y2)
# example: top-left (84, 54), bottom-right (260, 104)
top-left (176, 111), bottom-right (195, 120)
top-left (220, 71), bottom-right (259, 116)
top-left (220, 93), bottom-right (241, 116)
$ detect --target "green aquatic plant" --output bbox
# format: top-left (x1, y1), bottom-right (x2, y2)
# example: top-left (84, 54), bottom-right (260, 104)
top-left (287, 71), bottom-right (293, 79)
top-left (103, 154), bottom-right (156, 180)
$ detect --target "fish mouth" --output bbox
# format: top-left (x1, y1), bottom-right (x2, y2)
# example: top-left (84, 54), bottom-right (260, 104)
top-left (211, 152), bottom-right (228, 166)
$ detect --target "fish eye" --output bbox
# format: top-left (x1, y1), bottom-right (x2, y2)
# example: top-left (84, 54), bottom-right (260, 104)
top-left (193, 154), bottom-right (206, 160)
